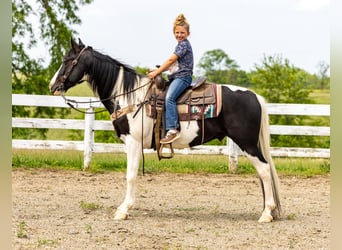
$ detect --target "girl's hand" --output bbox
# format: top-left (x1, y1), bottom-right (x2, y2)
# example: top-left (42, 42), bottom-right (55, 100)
top-left (147, 69), bottom-right (158, 79)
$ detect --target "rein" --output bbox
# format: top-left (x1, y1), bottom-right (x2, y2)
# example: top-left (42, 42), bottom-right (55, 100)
top-left (60, 46), bottom-right (156, 175)
top-left (62, 79), bottom-right (152, 114)
top-left (62, 77), bottom-right (154, 176)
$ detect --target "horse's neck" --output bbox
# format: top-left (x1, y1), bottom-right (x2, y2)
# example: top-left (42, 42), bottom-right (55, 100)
top-left (116, 75), bottom-right (150, 107)
top-left (90, 53), bottom-right (150, 109)
top-left (111, 66), bottom-right (125, 97)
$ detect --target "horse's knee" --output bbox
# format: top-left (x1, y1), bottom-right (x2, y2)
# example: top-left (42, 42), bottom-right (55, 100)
top-left (126, 172), bottom-right (137, 185)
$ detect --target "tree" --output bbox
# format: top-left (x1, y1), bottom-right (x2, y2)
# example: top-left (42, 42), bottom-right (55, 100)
top-left (12, 0), bottom-right (93, 90)
top-left (196, 49), bottom-right (238, 83)
top-left (249, 55), bottom-right (329, 149)
top-left (12, 0), bottom-right (93, 139)
top-left (226, 68), bottom-right (250, 87)
top-left (316, 61), bottom-right (330, 89)
top-left (250, 54), bottom-right (311, 104)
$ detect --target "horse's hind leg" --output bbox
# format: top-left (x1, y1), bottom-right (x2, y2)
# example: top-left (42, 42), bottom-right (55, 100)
top-left (245, 152), bottom-right (276, 223)
top-left (114, 135), bottom-right (141, 220)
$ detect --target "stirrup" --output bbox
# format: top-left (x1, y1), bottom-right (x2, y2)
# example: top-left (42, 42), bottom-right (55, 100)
top-left (158, 143), bottom-right (175, 159)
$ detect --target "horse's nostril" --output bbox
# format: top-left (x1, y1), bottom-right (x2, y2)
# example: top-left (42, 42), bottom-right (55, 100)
top-left (53, 90), bottom-right (61, 96)
top-left (50, 83), bottom-right (63, 95)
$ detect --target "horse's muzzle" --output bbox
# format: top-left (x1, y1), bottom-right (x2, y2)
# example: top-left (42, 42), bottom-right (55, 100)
top-left (50, 84), bottom-right (63, 96)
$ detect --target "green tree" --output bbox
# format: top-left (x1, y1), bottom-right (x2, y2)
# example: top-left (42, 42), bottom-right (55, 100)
top-left (250, 54), bottom-right (311, 104)
top-left (12, 0), bottom-right (93, 139)
top-left (12, 0), bottom-right (93, 93)
top-left (197, 49), bottom-right (238, 83)
top-left (250, 55), bottom-right (329, 149)
top-left (316, 61), bottom-right (330, 89)
top-left (197, 49), bottom-right (250, 86)
top-left (226, 68), bottom-right (250, 87)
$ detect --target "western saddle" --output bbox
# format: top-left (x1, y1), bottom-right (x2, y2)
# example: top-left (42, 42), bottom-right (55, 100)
top-left (146, 75), bottom-right (222, 159)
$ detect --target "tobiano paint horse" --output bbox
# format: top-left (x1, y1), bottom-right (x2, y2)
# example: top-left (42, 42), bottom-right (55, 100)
top-left (49, 38), bottom-right (281, 223)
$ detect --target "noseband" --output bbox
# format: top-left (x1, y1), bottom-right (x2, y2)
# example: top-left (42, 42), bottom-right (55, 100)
top-left (60, 46), bottom-right (88, 83)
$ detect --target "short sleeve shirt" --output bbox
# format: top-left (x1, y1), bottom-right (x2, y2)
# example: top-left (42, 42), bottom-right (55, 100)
top-left (168, 39), bottom-right (193, 79)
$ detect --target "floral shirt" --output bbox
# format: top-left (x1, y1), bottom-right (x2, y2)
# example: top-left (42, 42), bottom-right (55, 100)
top-left (168, 39), bottom-right (193, 79)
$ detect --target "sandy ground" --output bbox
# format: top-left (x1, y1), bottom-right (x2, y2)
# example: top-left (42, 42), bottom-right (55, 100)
top-left (12, 169), bottom-right (330, 249)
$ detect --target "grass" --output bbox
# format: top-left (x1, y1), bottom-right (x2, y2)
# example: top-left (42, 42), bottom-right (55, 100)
top-left (13, 88), bottom-right (330, 177)
top-left (65, 82), bottom-right (94, 97)
top-left (12, 149), bottom-right (330, 177)
top-left (17, 221), bottom-right (28, 239)
top-left (80, 201), bottom-right (102, 213)
top-left (37, 239), bottom-right (60, 248)
top-left (309, 89), bottom-right (330, 104)
top-left (59, 83), bottom-right (331, 104)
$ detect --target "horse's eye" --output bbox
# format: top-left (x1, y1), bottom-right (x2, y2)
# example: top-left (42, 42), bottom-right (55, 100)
top-left (63, 56), bottom-right (74, 63)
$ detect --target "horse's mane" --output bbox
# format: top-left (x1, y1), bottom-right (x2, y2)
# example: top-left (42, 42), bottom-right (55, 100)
top-left (88, 49), bottom-right (142, 101)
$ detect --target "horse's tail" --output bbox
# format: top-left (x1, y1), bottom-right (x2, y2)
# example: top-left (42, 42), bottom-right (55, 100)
top-left (256, 94), bottom-right (282, 219)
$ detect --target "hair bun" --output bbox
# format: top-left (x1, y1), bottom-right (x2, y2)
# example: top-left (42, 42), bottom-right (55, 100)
top-left (173, 13), bottom-right (190, 32)
top-left (175, 14), bottom-right (186, 24)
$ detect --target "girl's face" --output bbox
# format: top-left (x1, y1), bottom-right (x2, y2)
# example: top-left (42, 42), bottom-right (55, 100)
top-left (174, 25), bottom-right (190, 42)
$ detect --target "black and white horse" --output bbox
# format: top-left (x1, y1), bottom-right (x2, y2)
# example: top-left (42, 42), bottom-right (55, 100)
top-left (49, 38), bottom-right (281, 223)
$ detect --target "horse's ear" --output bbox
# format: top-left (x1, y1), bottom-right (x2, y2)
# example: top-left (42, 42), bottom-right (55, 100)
top-left (71, 37), bottom-right (78, 51)
top-left (78, 38), bottom-right (85, 49)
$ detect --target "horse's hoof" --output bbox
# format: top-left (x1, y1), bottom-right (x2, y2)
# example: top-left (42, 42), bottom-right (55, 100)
top-left (114, 211), bottom-right (129, 220)
top-left (258, 213), bottom-right (273, 223)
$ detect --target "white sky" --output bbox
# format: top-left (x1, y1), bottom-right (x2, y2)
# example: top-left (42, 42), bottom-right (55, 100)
top-left (33, 0), bottom-right (330, 75)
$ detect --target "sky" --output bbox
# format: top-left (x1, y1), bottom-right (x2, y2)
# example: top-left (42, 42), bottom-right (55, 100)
top-left (33, 0), bottom-right (330, 75)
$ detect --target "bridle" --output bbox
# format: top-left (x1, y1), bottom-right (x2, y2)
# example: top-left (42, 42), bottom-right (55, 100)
top-left (58, 45), bottom-right (153, 114)
top-left (60, 46), bottom-right (88, 83)
top-left (57, 45), bottom-right (155, 175)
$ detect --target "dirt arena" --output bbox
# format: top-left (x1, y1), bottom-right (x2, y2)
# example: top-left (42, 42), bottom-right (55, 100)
top-left (12, 169), bottom-right (330, 249)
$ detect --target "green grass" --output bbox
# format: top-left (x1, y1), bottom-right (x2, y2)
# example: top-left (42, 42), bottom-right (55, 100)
top-left (65, 82), bottom-right (94, 96)
top-left (37, 86), bottom-right (331, 143)
top-left (12, 149), bottom-right (330, 177)
top-left (13, 86), bottom-right (330, 177)
top-left (309, 89), bottom-right (330, 104)
top-left (79, 201), bottom-right (102, 213)
top-left (17, 221), bottom-right (28, 239)
top-left (61, 83), bottom-right (331, 105)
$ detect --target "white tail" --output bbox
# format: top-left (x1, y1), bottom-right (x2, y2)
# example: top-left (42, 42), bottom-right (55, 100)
top-left (257, 94), bottom-right (282, 219)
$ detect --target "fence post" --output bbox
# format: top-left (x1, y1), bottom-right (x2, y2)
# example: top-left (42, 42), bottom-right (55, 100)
top-left (227, 138), bottom-right (239, 173)
top-left (84, 108), bottom-right (95, 170)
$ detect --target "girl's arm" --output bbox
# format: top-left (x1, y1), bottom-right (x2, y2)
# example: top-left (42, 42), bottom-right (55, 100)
top-left (147, 53), bottom-right (178, 78)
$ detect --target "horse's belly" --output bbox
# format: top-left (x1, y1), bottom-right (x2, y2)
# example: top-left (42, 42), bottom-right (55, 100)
top-left (171, 121), bottom-right (199, 148)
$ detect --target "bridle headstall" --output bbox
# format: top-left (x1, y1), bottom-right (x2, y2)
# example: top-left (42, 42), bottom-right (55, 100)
top-left (60, 45), bottom-right (153, 116)
top-left (61, 47), bottom-right (88, 83)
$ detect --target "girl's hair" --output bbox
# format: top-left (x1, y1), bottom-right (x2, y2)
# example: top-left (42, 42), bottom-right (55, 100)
top-left (173, 13), bottom-right (190, 33)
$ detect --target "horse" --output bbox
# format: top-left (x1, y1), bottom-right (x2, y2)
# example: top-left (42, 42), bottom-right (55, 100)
top-left (49, 38), bottom-right (281, 223)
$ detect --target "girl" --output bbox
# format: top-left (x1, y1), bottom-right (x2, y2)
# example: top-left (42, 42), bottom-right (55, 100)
top-left (148, 13), bottom-right (193, 144)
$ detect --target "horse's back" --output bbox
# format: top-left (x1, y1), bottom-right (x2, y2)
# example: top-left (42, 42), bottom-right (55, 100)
top-left (218, 85), bottom-right (263, 146)
top-left (221, 84), bottom-right (262, 117)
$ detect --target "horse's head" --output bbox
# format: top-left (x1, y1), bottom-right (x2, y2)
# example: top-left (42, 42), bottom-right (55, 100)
top-left (49, 38), bottom-right (90, 95)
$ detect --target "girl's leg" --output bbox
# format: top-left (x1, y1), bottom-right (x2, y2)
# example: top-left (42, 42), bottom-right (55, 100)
top-left (165, 76), bottom-right (192, 130)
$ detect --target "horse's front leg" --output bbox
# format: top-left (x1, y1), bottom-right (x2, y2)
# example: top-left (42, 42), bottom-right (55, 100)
top-left (114, 135), bottom-right (141, 220)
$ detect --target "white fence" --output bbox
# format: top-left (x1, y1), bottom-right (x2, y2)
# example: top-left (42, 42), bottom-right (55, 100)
top-left (12, 94), bottom-right (330, 170)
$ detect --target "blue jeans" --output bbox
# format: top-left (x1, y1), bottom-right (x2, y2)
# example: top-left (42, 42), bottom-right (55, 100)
top-left (165, 76), bottom-right (192, 131)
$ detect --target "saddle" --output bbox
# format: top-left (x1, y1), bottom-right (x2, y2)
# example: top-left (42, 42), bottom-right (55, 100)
top-left (146, 75), bottom-right (222, 159)
top-left (146, 76), bottom-right (222, 121)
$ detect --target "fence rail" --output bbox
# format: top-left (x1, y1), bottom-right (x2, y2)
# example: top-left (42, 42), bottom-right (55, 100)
top-left (12, 94), bottom-right (330, 170)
